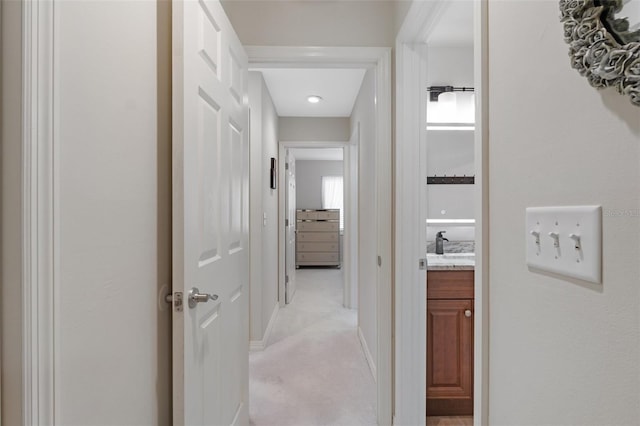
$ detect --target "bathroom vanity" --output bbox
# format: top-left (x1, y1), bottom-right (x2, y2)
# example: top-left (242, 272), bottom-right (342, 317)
top-left (426, 256), bottom-right (474, 416)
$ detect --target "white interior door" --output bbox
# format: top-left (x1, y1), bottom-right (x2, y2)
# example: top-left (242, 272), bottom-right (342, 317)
top-left (285, 149), bottom-right (297, 303)
top-left (171, 0), bottom-right (249, 424)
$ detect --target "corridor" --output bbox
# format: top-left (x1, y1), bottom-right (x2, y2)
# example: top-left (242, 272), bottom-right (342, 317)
top-left (249, 269), bottom-right (376, 425)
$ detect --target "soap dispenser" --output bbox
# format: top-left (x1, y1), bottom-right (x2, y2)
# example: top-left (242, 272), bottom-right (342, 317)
top-left (435, 231), bottom-right (449, 255)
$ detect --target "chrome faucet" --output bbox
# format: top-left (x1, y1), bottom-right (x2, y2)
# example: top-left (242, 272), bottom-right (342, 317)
top-left (435, 231), bottom-right (449, 255)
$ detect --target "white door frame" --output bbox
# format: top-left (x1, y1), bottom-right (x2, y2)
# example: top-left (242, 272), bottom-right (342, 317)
top-left (247, 46), bottom-right (392, 424)
top-left (20, 0), bottom-right (56, 423)
top-left (276, 141), bottom-right (356, 309)
top-left (344, 124), bottom-right (359, 310)
top-left (282, 147), bottom-right (297, 304)
top-left (394, 1), bottom-right (489, 425)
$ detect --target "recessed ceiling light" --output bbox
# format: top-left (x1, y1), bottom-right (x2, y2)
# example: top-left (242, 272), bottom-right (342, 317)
top-left (307, 95), bottom-right (322, 104)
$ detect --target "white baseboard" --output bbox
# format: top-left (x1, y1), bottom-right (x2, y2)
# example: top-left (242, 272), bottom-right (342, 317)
top-left (249, 303), bottom-right (279, 352)
top-left (358, 326), bottom-right (377, 382)
top-left (263, 302), bottom-right (279, 347)
top-left (249, 340), bottom-right (265, 351)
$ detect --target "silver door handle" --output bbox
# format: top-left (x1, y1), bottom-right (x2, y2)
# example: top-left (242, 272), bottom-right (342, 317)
top-left (188, 287), bottom-right (218, 309)
top-left (464, 309), bottom-right (472, 318)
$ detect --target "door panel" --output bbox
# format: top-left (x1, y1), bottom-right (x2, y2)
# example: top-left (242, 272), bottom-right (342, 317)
top-left (197, 96), bottom-right (221, 264)
top-left (426, 299), bottom-right (473, 416)
top-left (172, 0), bottom-right (249, 424)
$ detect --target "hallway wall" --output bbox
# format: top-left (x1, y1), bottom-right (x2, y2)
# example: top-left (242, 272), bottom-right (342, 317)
top-left (279, 117), bottom-right (350, 142)
top-left (53, 1), bottom-right (171, 423)
top-left (249, 72), bottom-right (280, 344)
top-left (295, 160), bottom-right (344, 210)
top-left (221, 0), bottom-right (398, 47)
top-left (488, 1), bottom-right (640, 424)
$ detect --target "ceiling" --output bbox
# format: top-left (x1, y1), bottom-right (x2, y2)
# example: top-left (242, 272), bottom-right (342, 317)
top-left (290, 148), bottom-right (343, 161)
top-left (255, 68), bottom-right (367, 117)
top-left (251, 3), bottom-right (473, 163)
top-left (426, 1), bottom-right (474, 46)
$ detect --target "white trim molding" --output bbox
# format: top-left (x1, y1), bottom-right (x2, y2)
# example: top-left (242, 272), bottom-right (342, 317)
top-left (246, 46), bottom-right (388, 68)
top-left (394, 40), bottom-right (428, 426)
top-left (373, 47), bottom-right (393, 426)
top-left (358, 327), bottom-right (376, 382)
top-left (343, 124), bottom-right (359, 310)
top-left (249, 303), bottom-right (279, 352)
top-left (473, 0), bottom-right (490, 424)
top-left (22, 0), bottom-right (56, 424)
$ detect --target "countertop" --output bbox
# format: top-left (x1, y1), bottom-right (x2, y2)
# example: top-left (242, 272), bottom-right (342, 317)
top-left (426, 241), bottom-right (475, 254)
top-left (426, 253), bottom-right (475, 271)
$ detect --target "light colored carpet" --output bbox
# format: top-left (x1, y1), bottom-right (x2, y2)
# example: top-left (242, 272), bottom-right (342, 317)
top-left (250, 268), bottom-right (377, 426)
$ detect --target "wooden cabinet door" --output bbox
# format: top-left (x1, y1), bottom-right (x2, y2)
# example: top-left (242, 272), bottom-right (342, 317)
top-left (427, 299), bottom-right (473, 416)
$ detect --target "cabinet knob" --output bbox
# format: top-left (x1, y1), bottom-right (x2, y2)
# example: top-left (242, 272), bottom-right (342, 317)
top-left (464, 309), bottom-right (472, 318)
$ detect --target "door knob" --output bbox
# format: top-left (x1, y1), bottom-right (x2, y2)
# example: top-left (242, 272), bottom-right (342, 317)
top-left (464, 309), bottom-right (472, 318)
top-left (188, 287), bottom-right (218, 309)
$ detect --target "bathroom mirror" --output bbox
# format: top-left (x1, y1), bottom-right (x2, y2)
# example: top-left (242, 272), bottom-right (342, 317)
top-left (560, 0), bottom-right (640, 106)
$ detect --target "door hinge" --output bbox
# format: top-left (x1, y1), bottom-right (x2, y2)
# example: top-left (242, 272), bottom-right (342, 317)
top-left (285, 275), bottom-right (289, 284)
top-left (419, 258), bottom-right (428, 270)
top-left (165, 292), bottom-right (183, 312)
top-left (285, 162), bottom-right (289, 170)
top-left (285, 218), bottom-right (289, 226)
top-left (377, 255), bottom-right (382, 267)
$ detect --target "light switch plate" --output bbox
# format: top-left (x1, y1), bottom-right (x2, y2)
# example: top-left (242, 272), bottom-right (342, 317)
top-left (526, 206), bottom-right (602, 283)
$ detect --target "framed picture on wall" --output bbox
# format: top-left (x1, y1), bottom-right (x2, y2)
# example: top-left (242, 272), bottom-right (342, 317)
top-left (270, 157), bottom-right (277, 189)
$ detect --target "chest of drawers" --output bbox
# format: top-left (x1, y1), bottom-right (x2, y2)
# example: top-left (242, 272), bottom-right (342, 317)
top-left (296, 209), bottom-right (340, 268)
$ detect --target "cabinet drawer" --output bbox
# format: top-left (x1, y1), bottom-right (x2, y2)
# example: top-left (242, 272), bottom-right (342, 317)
top-left (296, 221), bottom-right (339, 232)
top-left (296, 210), bottom-right (318, 220)
top-left (427, 270), bottom-right (474, 300)
top-left (297, 232), bottom-right (338, 242)
top-left (297, 242), bottom-right (339, 253)
top-left (296, 252), bottom-right (339, 262)
top-left (317, 210), bottom-right (339, 220)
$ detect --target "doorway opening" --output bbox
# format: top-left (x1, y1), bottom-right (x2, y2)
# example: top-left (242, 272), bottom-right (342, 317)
top-left (395, 0), bottom-right (488, 425)
top-left (278, 142), bottom-right (358, 310)
top-left (246, 46), bottom-right (392, 425)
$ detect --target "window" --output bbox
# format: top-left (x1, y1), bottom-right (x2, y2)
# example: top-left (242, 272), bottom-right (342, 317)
top-left (321, 176), bottom-right (344, 229)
